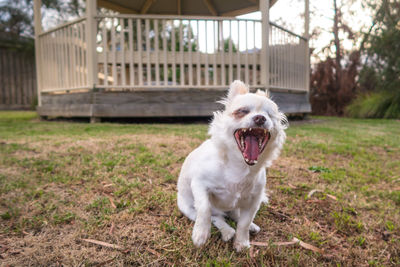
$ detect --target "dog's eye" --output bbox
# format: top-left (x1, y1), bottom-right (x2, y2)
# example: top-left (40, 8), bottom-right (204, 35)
top-left (233, 108), bottom-right (250, 119)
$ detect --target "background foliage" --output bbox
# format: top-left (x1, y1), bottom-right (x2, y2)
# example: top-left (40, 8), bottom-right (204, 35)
top-left (347, 0), bottom-right (400, 118)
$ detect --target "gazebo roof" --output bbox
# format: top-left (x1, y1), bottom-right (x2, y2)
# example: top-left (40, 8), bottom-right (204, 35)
top-left (98, 0), bottom-right (278, 17)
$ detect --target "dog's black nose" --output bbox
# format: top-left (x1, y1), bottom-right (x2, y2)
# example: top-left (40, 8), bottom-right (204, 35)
top-left (253, 115), bottom-right (266, 126)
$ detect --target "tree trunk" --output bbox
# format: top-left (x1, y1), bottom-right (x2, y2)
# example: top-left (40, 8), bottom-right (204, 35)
top-left (333, 0), bottom-right (342, 112)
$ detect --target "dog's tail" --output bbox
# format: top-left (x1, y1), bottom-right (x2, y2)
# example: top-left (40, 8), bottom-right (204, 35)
top-left (177, 192), bottom-right (197, 221)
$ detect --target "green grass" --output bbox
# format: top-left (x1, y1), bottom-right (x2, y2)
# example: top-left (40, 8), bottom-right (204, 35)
top-left (0, 112), bottom-right (399, 266)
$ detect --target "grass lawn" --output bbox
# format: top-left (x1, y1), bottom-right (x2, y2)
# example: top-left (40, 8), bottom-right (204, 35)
top-left (0, 111), bottom-right (399, 266)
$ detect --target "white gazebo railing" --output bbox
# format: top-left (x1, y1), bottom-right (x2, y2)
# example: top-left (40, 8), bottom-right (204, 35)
top-left (269, 22), bottom-right (308, 91)
top-left (96, 15), bottom-right (263, 89)
top-left (37, 15), bottom-right (308, 93)
top-left (38, 18), bottom-right (90, 92)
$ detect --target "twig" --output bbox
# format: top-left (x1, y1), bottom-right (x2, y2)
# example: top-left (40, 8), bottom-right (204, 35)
top-left (149, 212), bottom-right (169, 217)
top-left (109, 222), bottom-right (115, 235)
top-left (327, 230), bottom-right (337, 238)
top-left (249, 246), bottom-right (259, 258)
top-left (306, 199), bottom-right (324, 203)
top-left (252, 237), bottom-right (324, 254)
top-left (104, 194), bottom-right (116, 209)
top-left (326, 194), bottom-right (337, 200)
top-left (145, 247), bottom-right (161, 257)
top-left (251, 240), bottom-right (297, 247)
top-left (81, 238), bottom-right (124, 250)
top-left (275, 240), bottom-right (298, 246)
top-left (307, 189), bottom-right (323, 198)
top-left (267, 208), bottom-right (292, 221)
top-left (292, 237), bottom-right (324, 254)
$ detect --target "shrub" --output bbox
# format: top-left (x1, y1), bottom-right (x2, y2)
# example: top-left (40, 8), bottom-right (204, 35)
top-left (346, 91), bottom-right (400, 119)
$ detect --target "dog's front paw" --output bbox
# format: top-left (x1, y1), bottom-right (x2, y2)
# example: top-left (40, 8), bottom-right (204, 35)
top-left (220, 226), bottom-right (235, 242)
top-left (192, 225), bottom-right (210, 247)
top-left (249, 223), bottom-right (260, 233)
top-left (234, 239), bottom-right (250, 252)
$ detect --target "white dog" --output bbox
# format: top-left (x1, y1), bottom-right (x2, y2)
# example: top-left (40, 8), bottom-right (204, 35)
top-left (177, 80), bottom-right (287, 251)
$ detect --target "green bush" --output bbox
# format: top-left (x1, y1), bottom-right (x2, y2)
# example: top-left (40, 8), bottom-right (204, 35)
top-left (348, 1), bottom-right (400, 119)
top-left (346, 91), bottom-right (400, 119)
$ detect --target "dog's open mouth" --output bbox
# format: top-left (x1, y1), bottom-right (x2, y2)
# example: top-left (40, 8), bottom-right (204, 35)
top-left (234, 128), bottom-right (271, 165)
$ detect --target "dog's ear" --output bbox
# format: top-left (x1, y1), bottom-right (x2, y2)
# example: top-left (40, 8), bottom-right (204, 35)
top-left (228, 80), bottom-right (249, 100)
top-left (255, 89), bottom-right (270, 98)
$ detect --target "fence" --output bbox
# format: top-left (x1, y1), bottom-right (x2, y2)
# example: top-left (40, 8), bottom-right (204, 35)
top-left (0, 48), bottom-right (37, 110)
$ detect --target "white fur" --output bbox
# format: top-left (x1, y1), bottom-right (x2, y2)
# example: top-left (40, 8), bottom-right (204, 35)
top-left (177, 80), bottom-right (287, 251)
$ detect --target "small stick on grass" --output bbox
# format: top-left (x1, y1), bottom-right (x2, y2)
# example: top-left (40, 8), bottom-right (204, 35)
top-left (251, 240), bottom-right (297, 247)
top-left (307, 189), bottom-right (323, 198)
top-left (109, 221), bottom-right (115, 235)
top-left (145, 247), bottom-right (161, 257)
top-left (326, 194), bottom-right (337, 200)
top-left (81, 238), bottom-right (124, 250)
top-left (104, 194), bottom-right (117, 209)
top-left (267, 207), bottom-right (292, 221)
top-left (252, 237), bottom-right (324, 254)
top-left (292, 237), bottom-right (324, 254)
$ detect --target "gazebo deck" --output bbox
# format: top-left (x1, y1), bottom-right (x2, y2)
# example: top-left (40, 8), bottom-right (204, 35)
top-left (34, 0), bottom-right (311, 119)
top-left (38, 89), bottom-right (310, 119)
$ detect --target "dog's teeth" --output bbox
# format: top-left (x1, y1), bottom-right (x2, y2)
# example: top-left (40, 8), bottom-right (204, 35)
top-left (264, 129), bottom-right (267, 134)
top-left (254, 160), bottom-right (258, 164)
top-left (259, 138), bottom-right (262, 148)
top-left (244, 129), bottom-right (247, 133)
top-left (249, 128), bottom-right (252, 131)
top-left (240, 136), bottom-right (244, 148)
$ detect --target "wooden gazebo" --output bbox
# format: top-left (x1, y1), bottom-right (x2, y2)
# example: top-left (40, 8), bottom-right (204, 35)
top-left (34, 0), bottom-right (310, 121)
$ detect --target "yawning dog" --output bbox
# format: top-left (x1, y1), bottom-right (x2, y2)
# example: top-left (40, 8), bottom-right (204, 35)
top-left (177, 80), bottom-right (287, 251)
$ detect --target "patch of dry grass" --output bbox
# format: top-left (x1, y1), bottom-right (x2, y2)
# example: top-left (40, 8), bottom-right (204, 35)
top-left (0, 112), bottom-right (399, 266)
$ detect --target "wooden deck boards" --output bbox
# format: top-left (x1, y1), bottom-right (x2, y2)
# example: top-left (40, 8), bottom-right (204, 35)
top-left (37, 89), bottom-right (311, 118)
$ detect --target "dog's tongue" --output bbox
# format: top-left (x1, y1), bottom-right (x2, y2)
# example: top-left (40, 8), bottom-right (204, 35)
top-left (243, 135), bottom-right (259, 161)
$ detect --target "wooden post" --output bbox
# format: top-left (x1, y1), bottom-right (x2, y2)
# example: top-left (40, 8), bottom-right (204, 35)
top-left (33, 0), bottom-right (42, 106)
top-left (304, 0), bottom-right (310, 91)
top-left (260, 0), bottom-right (269, 90)
top-left (86, 0), bottom-right (98, 122)
top-left (86, 0), bottom-right (97, 89)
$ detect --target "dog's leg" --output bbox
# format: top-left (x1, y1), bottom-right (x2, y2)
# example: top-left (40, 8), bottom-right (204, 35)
top-left (234, 201), bottom-right (261, 252)
top-left (228, 209), bottom-right (240, 221)
top-left (229, 209), bottom-right (260, 234)
top-left (211, 216), bottom-right (235, 242)
top-left (249, 222), bottom-right (260, 233)
top-left (191, 181), bottom-right (211, 247)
